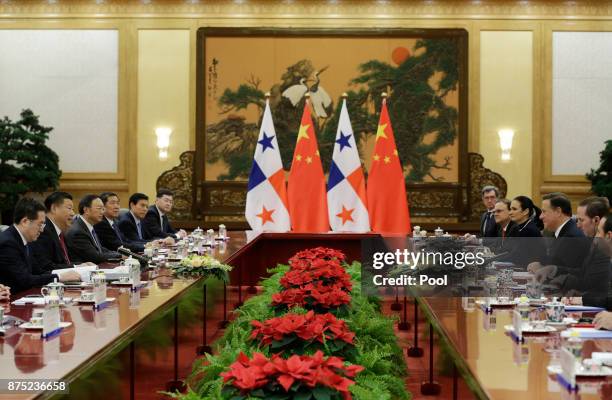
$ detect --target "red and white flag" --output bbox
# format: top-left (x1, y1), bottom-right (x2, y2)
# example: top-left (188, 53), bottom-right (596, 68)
top-left (245, 98), bottom-right (291, 231)
top-left (327, 98), bottom-right (370, 232)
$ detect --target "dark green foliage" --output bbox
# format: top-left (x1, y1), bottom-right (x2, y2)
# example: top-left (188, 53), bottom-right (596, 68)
top-left (206, 38), bottom-right (459, 184)
top-left (586, 139), bottom-right (612, 204)
top-left (168, 262), bottom-right (410, 400)
top-left (0, 109), bottom-right (61, 218)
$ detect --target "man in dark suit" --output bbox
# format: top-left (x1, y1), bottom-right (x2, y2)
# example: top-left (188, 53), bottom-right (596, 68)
top-left (95, 192), bottom-right (146, 253)
top-left (480, 185), bottom-right (499, 238)
top-left (0, 198), bottom-right (80, 293)
top-left (30, 192), bottom-right (75, 272)
top-left (528, 194), bottom-right (589, 275)
top-left (142, 188), bottom-right (186, 242)
top-left (536, 207), bottom-right (611, 307)
top-left (66, 194), bottom-right (121, 264)
top-left (118, 193), bottom-right (168, 246)
top-left (576, 196), bottom-right (609, 238)
top-left (491, 199), bottom-right (515, 253)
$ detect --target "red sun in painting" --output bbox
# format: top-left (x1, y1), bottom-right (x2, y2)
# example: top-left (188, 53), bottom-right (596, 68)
top-left (392, 47), bottom-right (411, 65)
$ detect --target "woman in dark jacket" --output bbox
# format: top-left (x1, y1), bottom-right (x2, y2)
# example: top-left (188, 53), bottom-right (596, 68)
top-left (508, 196), bottom-right (543, 238)
top-left (498, 196), bottom-right (545, 266)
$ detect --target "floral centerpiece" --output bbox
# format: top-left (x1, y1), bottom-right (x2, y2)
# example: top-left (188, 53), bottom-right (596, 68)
top-left (220, 351), bottom-right (363, 400)
top-left (171, 254), bottom-right (232, 281)
top-left (250, 311), bottom-right (357, 359)
top-left (168, 246), bottom-right (410, 400)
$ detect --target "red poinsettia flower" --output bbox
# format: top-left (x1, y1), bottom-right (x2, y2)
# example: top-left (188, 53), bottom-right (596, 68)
top-left (222, 351), bottom-right (363, 399)
top-left (251, 311), bottom-right (355, 352)
top-left (220, 352), bottom-right (270, 390)
top-left (289, 247), bottom-right (347, 268)
top-left (271, 354), bottom-right (315, 391)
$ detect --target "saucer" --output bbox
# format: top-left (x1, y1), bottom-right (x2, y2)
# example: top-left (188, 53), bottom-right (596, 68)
top-left (546, 317), bottom-right (578, 326)
top-left (547, 364), bottom-right (612, 377)
top-left (19, 321), bottom-right (72, 330)
top-left (74, 297), bottom-right (115, 304)
top-left (504, 324), bottom-right (556, 334)
top-left (110, 280), bottom-right (134, 286)
top-left (477, 299), bottom-right (516, 307)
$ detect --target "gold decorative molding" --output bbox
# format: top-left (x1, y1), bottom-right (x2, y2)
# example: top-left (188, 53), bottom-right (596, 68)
top-left (468, 152), bottom-right (507, 219)
top-left (408, 191), bottom-right (456, 209)
top-left (3, 0), bottom-right (612, 20)
top-left (156, 150), bottom-right (195, 220)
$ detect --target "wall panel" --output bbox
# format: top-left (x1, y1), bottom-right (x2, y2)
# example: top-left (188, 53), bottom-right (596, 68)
top-left (0, 29), bottom-right (119, 173)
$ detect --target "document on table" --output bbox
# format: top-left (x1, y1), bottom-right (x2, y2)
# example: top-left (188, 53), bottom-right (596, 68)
top-left (12, 296), bottom-right (73, 306)
top-left (52, 264), bottom-right (98, 282)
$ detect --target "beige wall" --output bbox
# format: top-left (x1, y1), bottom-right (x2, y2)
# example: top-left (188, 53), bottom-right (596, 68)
top-left (3, 0), bottom-right (607, 207)
top-left (137, 29), bottom-right (191, 198)
top-left (480, 31), bottom-right (533, 199)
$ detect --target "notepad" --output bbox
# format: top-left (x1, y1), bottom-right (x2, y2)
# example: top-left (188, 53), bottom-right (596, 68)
top-left (12, 297), bottom-right (72, 306)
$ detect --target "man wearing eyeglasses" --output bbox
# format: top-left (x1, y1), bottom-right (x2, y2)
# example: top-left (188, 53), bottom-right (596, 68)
top-left (66, 194), bottom-right (121, 264)
top-left (0, 198), bottom-right (80, 293)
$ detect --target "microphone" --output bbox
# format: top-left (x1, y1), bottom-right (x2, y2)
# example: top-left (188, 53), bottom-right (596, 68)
top-left (117, 246), bottom-right (150, 269)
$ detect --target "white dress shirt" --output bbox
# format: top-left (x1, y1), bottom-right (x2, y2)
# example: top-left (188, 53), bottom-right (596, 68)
top-left (554, 218), bottom-right (570, 238)
top-left (13, 224), bottom-right (28, 246)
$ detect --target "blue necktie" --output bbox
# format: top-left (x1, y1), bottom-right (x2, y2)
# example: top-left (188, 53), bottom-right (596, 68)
top-left (136, 220), bottom-right (143, 240)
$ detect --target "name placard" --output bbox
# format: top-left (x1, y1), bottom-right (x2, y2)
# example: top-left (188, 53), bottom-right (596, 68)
top-left (93, 282), bottom-right (107, 307)
top-left (42, 305), bottom-right (60, 338)
top-left (559, 347), bottom-right (576, 389)
top-left (512, 310), bottom-right (523, 341)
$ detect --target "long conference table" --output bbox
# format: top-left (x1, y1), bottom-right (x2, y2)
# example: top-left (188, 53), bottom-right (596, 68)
top-left (416, 297), bottom-right (611, 400)
top-left (0, 232), bottom-right (610, 399)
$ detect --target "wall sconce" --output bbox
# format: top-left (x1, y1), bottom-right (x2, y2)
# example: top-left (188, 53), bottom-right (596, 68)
top-left (155, 127), bottom-right (172, 161)
top-left (498, 129), bottom-right (514, 161)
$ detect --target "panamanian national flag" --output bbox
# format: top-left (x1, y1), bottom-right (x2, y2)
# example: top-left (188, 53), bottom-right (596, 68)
top-left (326, 98), bottom-right (370, 232)
top-left (245, 98), bottom-right (291, 232)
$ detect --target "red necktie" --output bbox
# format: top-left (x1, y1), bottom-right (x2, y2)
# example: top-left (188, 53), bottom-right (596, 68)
top-left (58, 233), bottom-right (71, 264)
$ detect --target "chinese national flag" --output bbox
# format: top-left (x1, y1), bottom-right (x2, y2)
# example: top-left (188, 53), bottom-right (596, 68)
top-left (287, 101), bottom-right (330, 232)
top-left (367, 98), bottom-right (411, 234)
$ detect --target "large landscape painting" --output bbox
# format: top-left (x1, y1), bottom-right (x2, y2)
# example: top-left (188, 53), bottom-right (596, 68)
top-left (196, 28), bottom-right (471, 225)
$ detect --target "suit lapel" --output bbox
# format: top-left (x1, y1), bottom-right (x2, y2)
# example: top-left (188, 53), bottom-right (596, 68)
top-left (78, 217), bottom-right (99, 250)
top-left (46, 219), bottom-right (63, 256)
top-left (10, 226), bottom-right (31, 270)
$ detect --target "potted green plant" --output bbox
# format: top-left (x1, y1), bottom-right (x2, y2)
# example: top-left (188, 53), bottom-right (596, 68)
top-left (586, 140), bottom-right (612, 205)
top-left (0, 109), bottom-right (61, 224)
